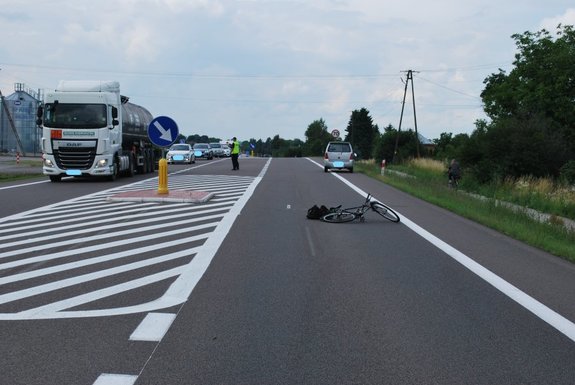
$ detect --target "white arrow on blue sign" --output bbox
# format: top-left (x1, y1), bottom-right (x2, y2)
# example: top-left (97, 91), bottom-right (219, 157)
top-left (148, 116), bottom-right (179, 147)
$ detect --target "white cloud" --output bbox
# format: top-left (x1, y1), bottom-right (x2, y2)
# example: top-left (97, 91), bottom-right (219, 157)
top-left (540, 8), bottom-right (575, 31)
top-left (0, 0), bottom-right (573, 141)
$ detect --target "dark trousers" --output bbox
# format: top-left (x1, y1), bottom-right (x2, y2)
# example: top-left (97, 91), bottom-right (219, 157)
top-left (231, 154), bottom-right (239, 170)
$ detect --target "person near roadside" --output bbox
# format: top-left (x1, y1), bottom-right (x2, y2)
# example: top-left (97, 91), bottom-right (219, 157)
top-left (448, 158), bottom-right (461, 187)
top-left (230, 137), bottom-right (240, 170)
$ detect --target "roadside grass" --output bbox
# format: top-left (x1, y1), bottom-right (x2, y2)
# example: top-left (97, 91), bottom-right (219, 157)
top-left (0, 159), bottom-right (43, 182)
top-left (356, 159), bottom-right (575, 263)
top-left (0, 173), bottom-right (44, 182)
top-left (15, 159), bottom-right (43, 167)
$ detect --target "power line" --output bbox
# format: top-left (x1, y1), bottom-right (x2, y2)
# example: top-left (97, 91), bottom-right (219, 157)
top-left (0, 61), bottom-right (511, 80)
top-left (415, 75), bottom-right (482, 99)
top-left (0, 62), bottom-right (399, 80)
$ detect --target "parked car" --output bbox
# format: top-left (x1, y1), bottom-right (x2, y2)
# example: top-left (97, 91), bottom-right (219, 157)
top-left (222, 142), bottom-right (231, 157)
top-left (323, 141), bottom-right (354, 172)
top-left (166, 143), bottom-right (195, 164)
top-left (209, 143), bottom-right (225, 158)
top-left (193, 143), bottom-right (214, 160)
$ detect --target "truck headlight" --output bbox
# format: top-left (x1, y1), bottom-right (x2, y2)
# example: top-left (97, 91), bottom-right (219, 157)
top-left (43, 158), bottom-right (54, 167)
top-left (96, 159), bottom-right (108, 168)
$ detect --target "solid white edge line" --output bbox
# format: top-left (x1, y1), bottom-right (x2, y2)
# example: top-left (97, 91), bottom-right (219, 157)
top-left (0, 178), bottom-right (51, 190)
top-left (307, 157), bottom-right (575, 343)
top-left (129, 312), bottom-right (177, 342)
top-left (160, 157), bottom-right (271, 302)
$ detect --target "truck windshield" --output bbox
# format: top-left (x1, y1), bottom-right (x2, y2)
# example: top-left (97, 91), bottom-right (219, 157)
top-left (43, 103), bottom-right (107, 128)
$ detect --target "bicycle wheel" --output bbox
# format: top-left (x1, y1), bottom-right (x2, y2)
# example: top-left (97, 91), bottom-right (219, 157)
top-left (371, 202), bottom-right (400, 223)
top-left (321, 211), bottom-right (356, 223)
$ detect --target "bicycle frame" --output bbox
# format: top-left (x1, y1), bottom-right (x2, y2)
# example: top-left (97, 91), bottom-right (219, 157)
top-left (321, 193), bottom-right (400, 224)
top-left (342, 194), bottom-right (373, 221)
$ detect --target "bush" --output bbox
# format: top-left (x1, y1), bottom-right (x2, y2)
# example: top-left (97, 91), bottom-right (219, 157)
top-left (560, 160), bottom-right (575, 185)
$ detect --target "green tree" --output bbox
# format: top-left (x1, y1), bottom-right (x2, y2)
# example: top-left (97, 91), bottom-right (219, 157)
top-left (373, 124), bottom-right (396, 163)
top-left (186, 134), bottom-right (211, 144)
top-left (433, 132), bottom-right (470, 163)
top-left (480, 24), bottom-right (575, 178)
top-left (304, 118), bottom-right (332, 156)
top-left (286, 138), bottom-right (304, 157)
top-left (271, 134), bottom-right (290, 156)
top-left (344, 108), bottom-right (379, 160)
top-left (174, 134), bottom-right (187, 144)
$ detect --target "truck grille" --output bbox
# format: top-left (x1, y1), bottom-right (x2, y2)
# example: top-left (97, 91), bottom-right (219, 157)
top-left (54, 148), bottom-right (96, 170)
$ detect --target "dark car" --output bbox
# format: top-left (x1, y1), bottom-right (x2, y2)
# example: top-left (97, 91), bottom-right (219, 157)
top-left (193, 143), bottom-right (214, 160)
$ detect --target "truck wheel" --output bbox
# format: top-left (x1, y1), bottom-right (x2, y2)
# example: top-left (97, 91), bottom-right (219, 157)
top-left (108, 158), bottom-right (119, 181)
top-left (49, 175), bottom-right (62, 182)
top-left (128, 154), bottom-right (135, 177)
top-left (142, 150), bottom-right (150, 174)
top-left (136, 151), bottom-right (145, 174)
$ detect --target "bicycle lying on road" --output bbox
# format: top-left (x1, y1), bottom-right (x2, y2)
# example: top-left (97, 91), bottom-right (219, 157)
top-left (321, 193), bottom-right (400, 223)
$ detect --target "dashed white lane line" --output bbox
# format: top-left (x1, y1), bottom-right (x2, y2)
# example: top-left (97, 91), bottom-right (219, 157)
top-left (130, 312), bottom-right (177, 342)
top-left (93, 373), bottom-right (137, 385)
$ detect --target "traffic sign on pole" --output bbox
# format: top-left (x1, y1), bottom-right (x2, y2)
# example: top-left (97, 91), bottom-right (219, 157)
top-left (148, 116), bottom-right (179, 147)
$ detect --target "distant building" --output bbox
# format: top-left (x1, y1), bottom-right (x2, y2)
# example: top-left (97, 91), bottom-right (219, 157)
top-left (0, 83), bottom-right (42, 155)
top-left (418, 133), bottom-right (436, 155)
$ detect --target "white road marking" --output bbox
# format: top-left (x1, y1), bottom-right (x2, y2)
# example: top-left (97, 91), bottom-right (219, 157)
top-left (0, 179), bottom-right (50, 190)
top-left (0, 162), bottom-right (272, 320)
top-left (160, 168), bottom-right (264, 305)
top-left (93, 373), bottom-right (137, 385)
top-left (129, 312), bottom-right (177, 342)
top-left (307, 157), bottom-right (575, 343)
top-left (0, 214), bottom-right (222, 258)
top-left (0, 241), bottom-right (205, 286)
top-left (18, 267), bottom-right (183, 318)
top-left (0, 249), bottom-right (191, 306)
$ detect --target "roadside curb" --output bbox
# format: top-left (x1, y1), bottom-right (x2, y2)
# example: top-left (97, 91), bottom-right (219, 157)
top-left (468, 192), bottom-right (575, 232)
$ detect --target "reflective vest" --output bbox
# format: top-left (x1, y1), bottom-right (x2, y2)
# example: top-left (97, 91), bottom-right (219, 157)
top-left (231, 140), bottom-right (240, 155)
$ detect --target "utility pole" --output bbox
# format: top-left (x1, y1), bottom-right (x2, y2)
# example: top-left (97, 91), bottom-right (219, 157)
top-left (392, 69), bottom-right (420, 163)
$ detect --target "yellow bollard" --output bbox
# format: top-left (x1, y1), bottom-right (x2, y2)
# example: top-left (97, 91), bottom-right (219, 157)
top-left (157, 158), bottom-right (169, 194)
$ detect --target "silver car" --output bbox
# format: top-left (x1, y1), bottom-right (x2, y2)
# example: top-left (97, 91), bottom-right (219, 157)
top-left (209, 143), bottom-right (225, 158)
top-left (167, 143), bottom-right (195, 164)
top-left (324, 141), bottom-right (354, 173)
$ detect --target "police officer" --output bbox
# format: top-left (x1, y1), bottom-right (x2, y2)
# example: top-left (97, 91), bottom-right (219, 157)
top-left (230, 137), bottom-right (240, 170)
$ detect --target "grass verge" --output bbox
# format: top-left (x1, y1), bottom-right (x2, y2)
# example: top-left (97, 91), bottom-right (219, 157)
top-left (0, 173), bottom-right (44, 183)
top-left (356, 162), bottom-right (575, 263)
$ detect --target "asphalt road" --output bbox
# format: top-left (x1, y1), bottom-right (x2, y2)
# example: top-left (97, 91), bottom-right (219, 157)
top-left (0, 156), bottom-right (574, 385)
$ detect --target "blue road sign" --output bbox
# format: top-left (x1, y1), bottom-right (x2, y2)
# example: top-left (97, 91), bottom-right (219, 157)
top-left (148, 116), bottom-right (179, 147)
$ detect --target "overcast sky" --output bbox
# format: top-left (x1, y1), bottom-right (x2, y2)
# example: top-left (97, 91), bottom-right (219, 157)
top-left (1, 1), bottom-right (574, 142)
